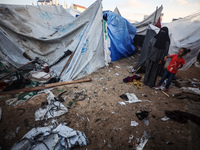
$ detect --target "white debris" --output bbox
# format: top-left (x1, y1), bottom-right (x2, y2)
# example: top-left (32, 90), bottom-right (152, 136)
top-left (181, 87), bottom-right (200, 95)
top-left (11, 124), bottom-right (88, 150)
top-left (131, 121), bottom-right (139, 127)
top-left (115, 66), bottom-right (121, 68)
top-left (125, 93), bottom-right (142, 103)
top-left (115, 73), bottom-right (119, 76)
top-left (35, 90), bottom-right (68, 121)
top-left (129, 135), bottom-right (134, 143)
top-left (136, 131), bottom-right (151, 150)
top-left (118, 101), bottom-right (126, 106)
top-left (161, 116), bottom-right (170, 121)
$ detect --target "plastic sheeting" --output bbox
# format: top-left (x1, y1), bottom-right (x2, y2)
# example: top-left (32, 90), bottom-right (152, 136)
top-left (103, 11), bottom-right (137, 61)
top-left (11, 124), bottom-right (88, 150)
top-left (0, 0), bottom-right (105, 81)
top-left (166, 11), bottom-right (200, 70)
top-left (132, 6), bottom-right (163, 35)
top-left (66, 8), bottom-right (81, 17)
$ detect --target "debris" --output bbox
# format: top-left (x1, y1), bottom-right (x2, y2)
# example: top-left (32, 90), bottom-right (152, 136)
top-left (5, 126), bottom-right (21, 140)
top-left (166, 141), bottom-right (174, 145)
top-left (128, 135), bottom-right (134, 143)
top-left (136, 111), bottom-right (149, 120)
top-left (11, 124), bottom-right (89, 150)
top-left (115, 73), bottom-right (119, 76)
top-left (131, 121), bottom-right (139, 127)
top-left (136, 131), bottom-right (151, 150)
top-left (118, 101), bottom-right (126, 106)
top-left (125, 93), bottom-right (142, 103)
top-left (181, 87), bottom-right (200, 95)
top-left (123, 75), bottom-right (142, 83)
top-left (35, 90), bottom-right (68, 121)
top-left (115, 66), bottom-right (121, 68)
top-left (165, 110), bottom-right (200, 126)
top-left (0, 78), bottom-right (92, 95)
top-left (73, 92), bottom-right (85, 102)
top-left (161, 116), bottom-right (170, 122)
top-left (142, 118), bottom-right (149, 126)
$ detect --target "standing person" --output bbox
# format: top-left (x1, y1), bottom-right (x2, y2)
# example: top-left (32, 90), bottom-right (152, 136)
top-left (155, 48), bottom-right (191, 92)
top-left (144, 27), bottom-right (170, 88)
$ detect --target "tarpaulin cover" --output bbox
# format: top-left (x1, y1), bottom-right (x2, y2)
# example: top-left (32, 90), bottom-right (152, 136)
top-left (166, 10), bottom-right (200, 70)
top-left (132, 6), bottom-right (163, 35)
top-left (103, 11), bottom-right (137, 61)
top-left (0, 0), bottom-right (105, 81)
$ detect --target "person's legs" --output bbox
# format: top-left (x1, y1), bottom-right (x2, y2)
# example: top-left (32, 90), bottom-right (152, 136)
top-left (158, 69), bottom-right (170, 86)
top-left (165, 72), bottom-right (176, 89)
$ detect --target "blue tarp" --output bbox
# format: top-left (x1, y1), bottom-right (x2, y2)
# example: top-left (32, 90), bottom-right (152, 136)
top-left (103, 11), bottom-right (137, 61)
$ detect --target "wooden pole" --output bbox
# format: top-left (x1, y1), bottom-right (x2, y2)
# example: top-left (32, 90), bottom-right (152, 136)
top-left (161, 90), bottom-right (170, 97)
top-left (0, 78), bottom-right (92, 95)
top-left (0, 61), bottom-right (33, 80)
top-left (58, 52), bottom-right (73, 79)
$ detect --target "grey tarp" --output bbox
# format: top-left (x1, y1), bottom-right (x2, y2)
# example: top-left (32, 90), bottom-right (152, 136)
top-left (0, 0), bottom-right (105, 81)
top-left (132, 6), bottom-right (163, 35)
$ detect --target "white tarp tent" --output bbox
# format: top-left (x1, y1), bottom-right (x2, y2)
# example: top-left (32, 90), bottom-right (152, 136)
top-left (166, 10), bottom-right (200, 70)
top-left (66, 8), bottom-right (81, 18)
top-left (132, 6), bottom-right (163, 35)
top-left (0, 0), bottom-right (105, 81)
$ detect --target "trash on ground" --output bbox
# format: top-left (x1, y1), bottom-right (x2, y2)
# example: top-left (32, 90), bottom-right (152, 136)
top-left (142, 118), bottom-right (149, 126)
top-left (136, 130), bottom-right (151, 150)
top-left (165, 110), bottom-right (200, 126)
top-left (136, 111), bottom-right (149, 120)
top-left (131, 121), bottom-right (139, 127)
top-left (129, 135), bottom-right (134, 143)
top-left (5, 126), bottom-right (21, 140)
top-left (115, 73), bottom-right (119, 76)
top-left (115, 66), bottom-right (121, 68)
top-left (118, 101), bottom-right (126, 106)
top-left (35, 90), bottom-right (68, 121)
top-left (181, 87), bottom-right (200, 95)
top-left (161, 116), bottom-right (170, 121)
top-left (11, 124), bottom-right (89, 150)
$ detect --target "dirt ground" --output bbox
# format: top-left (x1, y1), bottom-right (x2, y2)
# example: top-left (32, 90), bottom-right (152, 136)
top-left (0, 53), bottom-right (200, 150)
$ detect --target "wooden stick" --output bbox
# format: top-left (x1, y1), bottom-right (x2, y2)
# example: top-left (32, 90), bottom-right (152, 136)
top-left (161, 90), bottom-right (170, 97)
top-left (0, 61), bottom-right (33, 80)
top-left (58, 52), bottom-right (73, 79)
top-left (0, 78), bottom-right (92, 95)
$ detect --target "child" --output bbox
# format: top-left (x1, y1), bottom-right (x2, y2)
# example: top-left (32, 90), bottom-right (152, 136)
top-left (155, 48), bottom-right (191, 92)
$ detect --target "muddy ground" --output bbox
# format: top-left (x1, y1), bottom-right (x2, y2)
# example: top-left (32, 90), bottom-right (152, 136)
top-left (0, 53), bottom-right (200, 150)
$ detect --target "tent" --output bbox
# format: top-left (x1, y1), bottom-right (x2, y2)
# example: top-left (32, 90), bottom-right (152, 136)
top-left (113, 7), bottom-right (121, 16)
top-left (132, 6), bottom-right (163, 36)
top-left (103, 11), bottom-right (137, 61)
top-left (66, 8), bottom-right (81, 17)
top-left (137, 10), bottom-right (200, 71)
top-left (0, 0), bottom-right (105, 81)
top-left (165, 10), bottom-right (200, 70)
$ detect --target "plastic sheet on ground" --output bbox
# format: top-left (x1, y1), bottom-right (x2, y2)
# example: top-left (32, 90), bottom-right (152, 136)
top-left (35, 89), bottom-right (68, 121)
top-left (11, 124), bottom-right (88, 150)
top-left (136, 131), bottom-right (151, 150)
top-left (181, 87), bottom-right (200, 95)
top-left (119, 93), bottom-right (151, 105)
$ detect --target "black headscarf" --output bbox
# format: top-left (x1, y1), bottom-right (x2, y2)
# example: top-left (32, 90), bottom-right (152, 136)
top-left (154, 27), bottom-right (170, 49)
